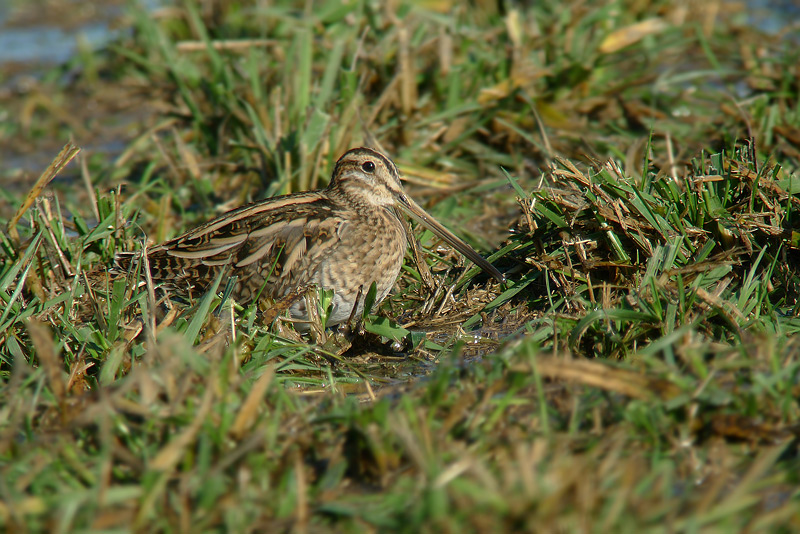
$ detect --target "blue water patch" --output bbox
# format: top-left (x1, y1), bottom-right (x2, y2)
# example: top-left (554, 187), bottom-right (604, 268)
top-left (745, 0), bottom-right (800, 35)
top-left (0, 23), bottom-right (117, 64)
top-left (0, 0), bottom-right (166, 66)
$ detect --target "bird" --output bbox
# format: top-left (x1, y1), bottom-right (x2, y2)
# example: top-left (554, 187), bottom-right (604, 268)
top-left (115, 147), bottom-right (504, 328)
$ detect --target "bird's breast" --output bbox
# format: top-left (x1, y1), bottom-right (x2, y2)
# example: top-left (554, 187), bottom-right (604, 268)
top-left (299, 208), bottom-right (407, 325)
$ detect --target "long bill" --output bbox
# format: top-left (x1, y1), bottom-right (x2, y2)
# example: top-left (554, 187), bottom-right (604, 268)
top-left (395, 194), bottom-right (505, 283)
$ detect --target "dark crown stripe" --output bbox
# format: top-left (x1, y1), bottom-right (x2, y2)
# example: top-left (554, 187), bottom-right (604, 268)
top-left (337, 147), bottom-right (401, 182)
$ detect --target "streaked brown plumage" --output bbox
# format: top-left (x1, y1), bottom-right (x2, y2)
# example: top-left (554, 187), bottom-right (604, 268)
top-left (115, 147), bottom-right (503, 327)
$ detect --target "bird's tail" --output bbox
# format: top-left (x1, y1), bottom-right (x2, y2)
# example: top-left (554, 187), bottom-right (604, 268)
top-left (111, 251), bottom-right (140, 275)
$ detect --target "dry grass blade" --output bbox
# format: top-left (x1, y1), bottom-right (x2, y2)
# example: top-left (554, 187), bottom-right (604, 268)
top-left (140, 242), bottom-right (158, 353)
top-left (230, 366), bottom-right (275, 439)
top-left (396, 24), bottom-right (417, 116)
top-left (519, 357), bottom-right (682, 400)
top-left (599, 18), bottom-right (670, 54)
top-left (294, 449), bottom-right (309, 533)
top-left (25, 318), bottom-right (66, 407)
top-left (175, 38), bottom-right (278, 52)
top-left (6, 142), bottom-right (81, 245)
top-left (149, 371), bottom-right (216, 471)
top-left (79, 154), bottom-right (99, 221)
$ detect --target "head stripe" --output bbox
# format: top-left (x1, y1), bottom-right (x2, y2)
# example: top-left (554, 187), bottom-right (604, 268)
top-left (333, 147), bottom-right (401, 184)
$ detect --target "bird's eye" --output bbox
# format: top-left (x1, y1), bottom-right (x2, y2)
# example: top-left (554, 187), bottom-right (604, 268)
top-left (361, 161), bottom-right (375, 173)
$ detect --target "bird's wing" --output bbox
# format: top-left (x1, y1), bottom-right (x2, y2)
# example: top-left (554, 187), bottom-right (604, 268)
top-left (136, 191), bottom-right (343, 298)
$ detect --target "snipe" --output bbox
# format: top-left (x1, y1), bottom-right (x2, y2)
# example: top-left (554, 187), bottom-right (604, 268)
top-left (115, 147), bottom-right (504, 327)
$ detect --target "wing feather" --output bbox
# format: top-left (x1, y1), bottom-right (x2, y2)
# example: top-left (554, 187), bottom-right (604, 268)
top-left (136, 191), bottom-right (345, 302)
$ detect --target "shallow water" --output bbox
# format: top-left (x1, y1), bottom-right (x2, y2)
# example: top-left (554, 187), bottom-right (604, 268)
top-left (0, 0), bottom-right (165, 66)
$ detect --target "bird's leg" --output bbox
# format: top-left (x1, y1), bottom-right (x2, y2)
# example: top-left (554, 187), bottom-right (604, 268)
top-left (341, 285), bottom-right (366, 338)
